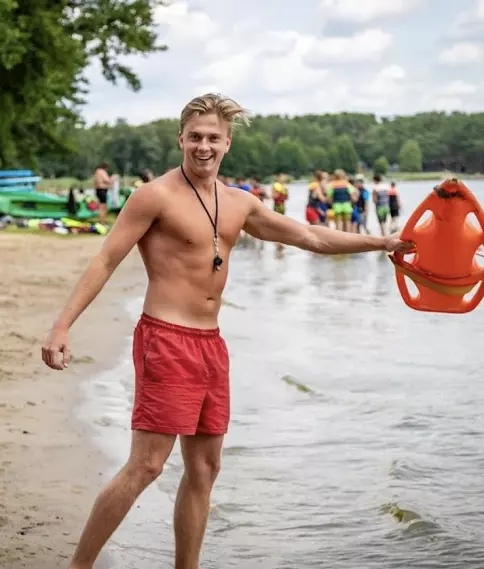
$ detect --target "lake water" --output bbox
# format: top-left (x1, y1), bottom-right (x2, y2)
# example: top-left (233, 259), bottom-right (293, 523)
top-left (81, 179), bottom-right (484, 569)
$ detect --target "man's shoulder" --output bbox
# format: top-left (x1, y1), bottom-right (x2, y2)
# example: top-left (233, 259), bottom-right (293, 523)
top-left (134, 171), bottom-right (176, 197)
top-left (126, 175), bottom-right (173, 213)
top-left (223, 183), bottom-right (261, 212)
top-left (222, 183), bottom-right (253, 203)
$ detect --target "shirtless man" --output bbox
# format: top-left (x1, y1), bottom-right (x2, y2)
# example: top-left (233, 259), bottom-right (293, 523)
top-left (41, 93), bottom-right (412, 569)
top-left (93, 162), bottom-right (113, 225)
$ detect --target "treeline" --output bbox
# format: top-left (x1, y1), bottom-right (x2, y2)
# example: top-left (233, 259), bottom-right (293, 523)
top-left (38, 111), bottom-right (484, 181)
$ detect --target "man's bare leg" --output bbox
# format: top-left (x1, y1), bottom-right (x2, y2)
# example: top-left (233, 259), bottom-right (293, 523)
top-left (69, 431), bottom-right (176, 569)
top-left (174, 434), bottom-right (224, 569)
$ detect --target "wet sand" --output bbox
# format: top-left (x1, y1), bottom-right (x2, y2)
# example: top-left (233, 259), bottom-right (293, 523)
top-left (0, 232), bottom-right (146, 568)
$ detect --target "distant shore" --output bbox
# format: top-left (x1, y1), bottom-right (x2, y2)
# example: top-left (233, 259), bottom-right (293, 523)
top-left (35, 171), bottom-right (484, 194)
top-left (385, 171), bottom-right (484, 182)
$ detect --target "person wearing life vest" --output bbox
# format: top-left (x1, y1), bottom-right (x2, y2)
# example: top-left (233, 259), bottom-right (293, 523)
top-left (388, 181), bottom-right (402, 232)
top-left (319, 171), bottom-right (331, 226)
top-left (354, 175), bottom-right (371, 234)
top-left (349, 177), bottom-right (360, 233)
top-left (250, 176), bottom-right (268, 203)
top-left (235, 176), bottom-right (252, 192)
top-left (306, 170), bottom-right (327, 225)
top-left (372, 174), bottom-right (390, 236)
top-left (326, 169), bottom-right (356, 232)
top-left (272, 173), bottom-right (289, 215)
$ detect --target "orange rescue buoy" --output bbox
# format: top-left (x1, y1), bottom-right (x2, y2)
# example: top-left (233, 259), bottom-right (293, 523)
top-left (389, 178), bottom-right (484, 314)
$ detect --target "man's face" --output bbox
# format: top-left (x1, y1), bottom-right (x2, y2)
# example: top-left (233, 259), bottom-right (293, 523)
top-left (179, 112), bottom-right (231, 178)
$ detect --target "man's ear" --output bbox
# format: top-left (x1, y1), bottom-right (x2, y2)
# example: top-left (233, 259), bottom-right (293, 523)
top-left (225, 135), bottom-right (232, 154)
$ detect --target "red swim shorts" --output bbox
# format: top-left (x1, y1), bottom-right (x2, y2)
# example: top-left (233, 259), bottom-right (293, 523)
top-left (305, 206), bottom-right (320, 224)
top-left (131, 313), bottom-right (230, 436)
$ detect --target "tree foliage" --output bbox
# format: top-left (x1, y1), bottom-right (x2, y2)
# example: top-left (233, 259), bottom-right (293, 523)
top-left (0, 0), bottom-right (166, 167)
top-left (373, 156), bottom-right (390, 175)
top-left (398, 140), bottom-right (423, 173)
top-left (34, 110), bottom-right (484, 181)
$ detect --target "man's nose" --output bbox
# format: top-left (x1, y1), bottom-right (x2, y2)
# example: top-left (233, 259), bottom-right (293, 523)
top-left (198, 138), bottom-right (210, 151)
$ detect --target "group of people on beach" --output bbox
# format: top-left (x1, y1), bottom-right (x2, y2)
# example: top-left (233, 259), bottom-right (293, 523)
top-left (218, 170), bottom-right (402, 237)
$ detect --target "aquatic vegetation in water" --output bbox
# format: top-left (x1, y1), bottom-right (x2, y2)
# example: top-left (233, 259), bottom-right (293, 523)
top-left (281, 374), bottom-right (315, 394)
top-left (381, 503), bottom-right (422, 523)
top-left (380, 502), bottom-right (443, 536)
top-left (221, 298), bottom-right (246, 310)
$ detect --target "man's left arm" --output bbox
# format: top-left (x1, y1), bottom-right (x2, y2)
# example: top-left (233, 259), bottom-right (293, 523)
top-left (243, 194), bottom-right (411, 254)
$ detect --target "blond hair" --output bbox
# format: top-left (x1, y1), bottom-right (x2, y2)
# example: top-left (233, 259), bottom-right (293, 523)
top-left (180, 93), bottom-right (250, 134)
top-left (333, 169), bottom-right (346, 181)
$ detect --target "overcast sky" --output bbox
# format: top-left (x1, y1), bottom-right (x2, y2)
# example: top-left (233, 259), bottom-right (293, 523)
top-left (82, 0), bottom-right (484, 125)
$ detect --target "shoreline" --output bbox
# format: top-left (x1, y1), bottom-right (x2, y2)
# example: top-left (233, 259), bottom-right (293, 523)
top-left (0, 233), bottom-right (146, 568)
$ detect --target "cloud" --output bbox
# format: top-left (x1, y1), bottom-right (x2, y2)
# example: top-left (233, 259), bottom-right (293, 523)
top-left (361, 65), bottom-right (406, 96)
top-left (438, 42), bottom-right (483, 65)
top-left (303, 29), bottom-right (393, 67)
top-left (319, 0), bottom-right (423, 23)
top-left (154, 1), bottom-right (218, 46)
top-left (452, 0), bottom-right (484, 38)
top-left (421, 80), bottom-right (480, 113)
top-left (439, 80), bottom-right (478, 96)
top-left (429, 97), bottom-right (466, 112)
top-left (197, 26), bottom-right (392, 104)
top-left (80, 0), bottom-right (484, 125)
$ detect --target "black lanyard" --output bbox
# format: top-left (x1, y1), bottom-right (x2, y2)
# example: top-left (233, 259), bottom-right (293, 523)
top-left (180, 165), bottom-right (223, 271)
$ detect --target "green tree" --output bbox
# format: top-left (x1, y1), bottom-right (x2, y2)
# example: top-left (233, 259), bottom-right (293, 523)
top-left (373, 156), bottom-right (390, 175)
top-left (0, 0), bottom-right (167, 167)
top-left (166, 146), bottom-right (182, 170)
top-left (307, 146), bottom-right (329, 171)
top-left (327, 144), bottom-right (341, 173)
top-left (35, 107), bottom-right (484, 181)
top-left (274, 137), bottom-right (309, 177)
top-left (337, 134), bottom-right (359, 174)
top-left (398, 139), bottom-right (423, 172)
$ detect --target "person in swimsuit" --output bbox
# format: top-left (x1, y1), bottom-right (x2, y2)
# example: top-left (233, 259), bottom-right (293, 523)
top-left (306, 170), bottom-right (327, 225)
top-left (354, 175), bottom-right (371, 234)
top-left (372, 174), bottom-right (390, 236)
top-left (250, 176), bottom-right (268, 203)
top-left (388, 181), bottom-right (401, 232)
top-left (326, 169), bottom-right (356, 232)
top-left (348, 177), bottom-right (360, 233)
top-left (272, 173), bottom-right (288, 215)
top-left (41, 93), bottom-right (412, 569)
top-left (93, 162), bottom-right (114, 225)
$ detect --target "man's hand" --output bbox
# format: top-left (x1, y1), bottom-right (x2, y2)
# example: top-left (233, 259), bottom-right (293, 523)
top-left (42, 327), bottom-right (70, 370)
top-left (384, 232), bottom-right (415, 253)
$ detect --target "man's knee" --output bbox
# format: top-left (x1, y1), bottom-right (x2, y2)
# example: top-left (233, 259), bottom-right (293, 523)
top-left (125, 431), bottom-right (176, 486)
top-left (124, 454), bottom-right (165, 485)
top-left (186, 455), bottom-right (221, 490)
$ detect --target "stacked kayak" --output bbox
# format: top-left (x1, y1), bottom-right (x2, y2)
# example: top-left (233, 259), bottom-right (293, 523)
top-left (0, 170), bottom-right (41, 192)
top-left (0, 170), bottom-right (96, 220)
top-left (0, 190), bottom-right (98, 220)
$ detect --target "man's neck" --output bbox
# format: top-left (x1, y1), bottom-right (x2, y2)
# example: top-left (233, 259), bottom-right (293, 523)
top-left (180, 163), bottom-right (218, 194)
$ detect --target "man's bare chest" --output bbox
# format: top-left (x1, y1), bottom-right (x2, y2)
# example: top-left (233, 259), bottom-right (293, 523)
top-left (160, 195), bottom-right (245, 248)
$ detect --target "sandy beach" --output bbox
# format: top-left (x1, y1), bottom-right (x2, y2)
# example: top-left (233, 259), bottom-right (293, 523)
top-left (0, 232), bottom-right (146, 568)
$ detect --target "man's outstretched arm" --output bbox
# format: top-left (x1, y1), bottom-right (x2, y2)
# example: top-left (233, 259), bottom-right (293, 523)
top-left (243, 194), bottom-right (412, 254)
top-left (42, 183), bottom-right (160, 369)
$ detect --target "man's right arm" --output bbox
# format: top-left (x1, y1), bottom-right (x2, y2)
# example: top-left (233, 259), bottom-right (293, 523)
top-left (42, 183), bottom-right (160, 369)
